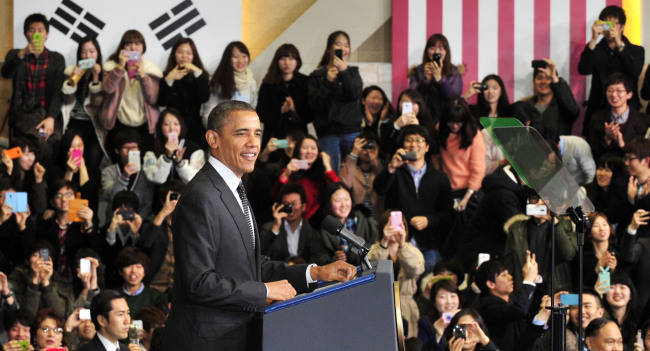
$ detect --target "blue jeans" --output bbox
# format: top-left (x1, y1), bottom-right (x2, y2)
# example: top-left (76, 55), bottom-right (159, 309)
top-left (420, 249), bottom-right (441, 274)
top-left (318, 132), bottom-right (360, 173)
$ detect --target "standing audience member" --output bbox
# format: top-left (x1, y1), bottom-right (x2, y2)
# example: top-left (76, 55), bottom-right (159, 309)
top-left (368, 210), bottom-right (425, 338)
top-left (360, 86), bottom-right (395, 147)
top-left (80, 290), bottom-right (137, 351)
top-left (619, 208), bottom-right (650, 315)
top-left (100, 29), bottom-right (162, 154)
top-left (3, 138), bottom-right (48, 221)
top-left (579, 5), bottom-right (645, 136)
top-left (308, 30), bottom-right (363, 172)
top-left (0, 180), bottom-right (36, 274)
top-left (574, 212), bottom-right (618, 289)
top-left (624, 138), bottom-right (650, 215)
top-left (1, 13), bottom-right (65, 160)
top-left (583, 154), bottom-right (630, 229)
top-left (550, 134), bottom-right (596, 186)
top-left (114, 247), bottom-right (162, 318)
top-left (565, 290), bottom-right (606, 351)
top-left (417, 280), bottom-right (460, 351)
top-left (0, 271), bottom-right (18, 345)
top-left (374, 125), bottom-right (454, 271)
top-left (389, 89), bottom-right (436, 149)
top-left (257, 44), bottom-right (311, 149)
top-left (157, 37), bottom-right (210, 148)
top-left (602, 272), bottom-right (639, 349)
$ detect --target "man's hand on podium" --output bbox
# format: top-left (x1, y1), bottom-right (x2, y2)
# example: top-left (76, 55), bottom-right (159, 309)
top-left (266, 280), bottom-right (297, 301)
top-left (310, 261), bottom-right (357, 282)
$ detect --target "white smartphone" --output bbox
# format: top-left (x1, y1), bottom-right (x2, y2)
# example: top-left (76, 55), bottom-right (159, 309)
top-left (133, 320), bottom-right (144, 330)
top-left (168, 132), bottom-right (178, 143)
top-left (291, 159), bottom-right (309, 170)
top-left (79, 308), bottom-right (91, 320)
top-left (478, 253), bottom-right (490, 267)
top-left (526, 204), bottom-right (547, 216)
top-left (402, 101), bottom-right (413, 114)
top-left (80, 258), bottom-right (91, 274)
top-left (442, 312), bottom-right (455, 324)
top-left (128, 150), bottom-right (141, 172)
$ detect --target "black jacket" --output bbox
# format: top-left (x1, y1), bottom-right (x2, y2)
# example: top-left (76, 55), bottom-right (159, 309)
top-left (308, 66), bottom-right (363, 136)
top-left (588, 107), bottom-right (650, 160)
top-left (260, 219), bottom-right (315, 263)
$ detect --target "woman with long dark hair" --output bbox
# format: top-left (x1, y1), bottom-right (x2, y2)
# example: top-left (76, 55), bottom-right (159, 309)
top-left (443, 309), bottom-right (496, 351)
top-left (158, 37), bottom-right (210, 148)
top-left (308, 30), bottom-right (363, 172)
top-left (382, 89), bottom-right (436, 156)
top-left (583, 154), bottom-right (629, 228)
top-left (257, 44), bottom-right (311, 149)
top-left (572, 212), bottom-right (619, 289)
top-left (202, 41), bottom-right (257, 125)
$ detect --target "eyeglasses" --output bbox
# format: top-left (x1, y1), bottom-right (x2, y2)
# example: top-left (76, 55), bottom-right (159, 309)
top-left (40, 327), bottom-right (64, 334)
top-left (624, 156), bottom-right (638, 162)
top-left (606, 89), bottom-right (627, 94)
top-left (404, 138), bottom-right (426, 144)
top-left (55, 192), bottom-right (75, 200)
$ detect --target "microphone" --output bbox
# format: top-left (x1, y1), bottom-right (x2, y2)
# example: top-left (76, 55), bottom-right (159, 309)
top-left (320, 215), bottom-right (371, 253)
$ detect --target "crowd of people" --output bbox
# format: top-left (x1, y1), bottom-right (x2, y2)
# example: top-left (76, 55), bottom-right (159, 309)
top-left (0, 5), bottom-right (650, 351)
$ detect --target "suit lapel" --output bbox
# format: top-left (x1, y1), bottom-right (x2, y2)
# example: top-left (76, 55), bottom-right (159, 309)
top-left (202, 165), bottom-right (257, 279)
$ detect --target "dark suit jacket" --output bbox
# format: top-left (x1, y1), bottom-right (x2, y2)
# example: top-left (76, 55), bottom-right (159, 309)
top-left (161, 163), bottom-right (313, 351)
top-left (260, 219), bottom-right (314, 262)
top-left (588, 107), bottom-right (650, 161)
top-left (78, 335), bottom-right (128, 351)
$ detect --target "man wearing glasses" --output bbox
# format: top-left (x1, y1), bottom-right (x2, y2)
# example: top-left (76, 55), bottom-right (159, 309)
top-left (374, 125), bottom-right (454, 272)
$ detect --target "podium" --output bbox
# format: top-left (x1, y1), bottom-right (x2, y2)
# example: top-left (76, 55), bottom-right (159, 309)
top-left (263, 260), bottom-right (402, 351)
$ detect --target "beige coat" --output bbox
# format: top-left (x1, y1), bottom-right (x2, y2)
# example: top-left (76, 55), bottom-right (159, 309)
top-left (368, 242), bottom-right (425, 338)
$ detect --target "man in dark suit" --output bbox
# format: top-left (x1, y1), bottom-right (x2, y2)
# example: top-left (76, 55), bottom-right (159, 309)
top-left (260, 182), bottom-right (314, 263)
top-left (162, 101), bottom-right (356, 351)
top-left (80, 290), bottom-right (139, 351)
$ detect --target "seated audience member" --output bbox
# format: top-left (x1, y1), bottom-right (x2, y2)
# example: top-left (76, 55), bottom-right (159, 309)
top-left (272, 135), bottom-right (338, 220)
top-left (583, 154), bottom-right (630, 228)
top-left (101, 191), bottom-right (144, 289)
top-left (261, 183), bottom-right (315, 263)
top-left (443, 309), bottom-right (497, 351)
top-left (474, 257), bottom-right (538, 351)
top-left (0, 180), bottom-right (36, 274)
top-left (2, 138), bottom-right (48, 221)
top-left (8, 241), bottom-right (79, 321)
top-left (339, 131), bottom-right (384, 219)
top-left (368, 210), bottom-right (425, 338)
top-left (1, 13), bottom-right (65, 161)
top-left (548, 134), bottom-right (596, 186)
top-left (32, 308), bottom-right (67, 350)
top-left (588, 73), bottom-right (650, 161)
top-left (0, 270), bottom-right (18, 337)
top-left (602, 272), bottom-right (639, 349)
top-left (63, 308), bottom-right (96, 351)
top-left (503, 192), bottom-right (577, 293)
top-left (311, 182), bottom-right (378, 266)
top-left (115, 247), bottom-right (162, 318)
top-left (359, 86), bottom-right (395, 150)
top-left (256, 130), bottom-right (305, 183)
top-left (139, 180), bottom-right (184, 292)
top-left (563, 289), bottom-right (606, 351)
top-left (418, 280), bottom-right (460, 351)
top-left (585, 318), bottom-right (624, 351)
top-left (374, 125), bottom-right (454, 272)
top-left (572, 212), bottom-right (618, 289)
top-left (80, 290), bottom-right (136, 351)
top-left (619, 208), bottom-right (650, 314)
top-left (37, 180), bottom-right (99, 280)
top-left (99, 129), bottom-right (154, 227)
top-left (418, 260), bottom-right (467, 318)
top-left (142, 108), bottom-right (205, 184)
top-left (459, 164), bottom-right (525, 269)
top-left (2, 310), bottom-right (32, 351)
top-left (512, 58), bottom-right (580, 137)
top-left (133, 307), bottom-right (166, 351)
top-left (624, 138), bottom-right (650, 213)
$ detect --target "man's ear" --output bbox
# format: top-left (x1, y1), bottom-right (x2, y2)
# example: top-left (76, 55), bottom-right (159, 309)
top-left (206, 130), bottom-right (219, 149)
top-left (625, 90), bottom-right (633, 101)
top-left (486, 280), bottom-right (496, 290)
top-left (97, 314), bottom-right (108, 329)
top-left (597, 307), bottom-right (604, 318)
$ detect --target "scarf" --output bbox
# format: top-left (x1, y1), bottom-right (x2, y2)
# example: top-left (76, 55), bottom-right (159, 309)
top-left (234, 67), bottom-right (254, 96)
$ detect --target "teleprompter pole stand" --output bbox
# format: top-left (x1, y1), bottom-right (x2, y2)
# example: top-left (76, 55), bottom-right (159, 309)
top-left (567, 206), bottom-right (589, 351)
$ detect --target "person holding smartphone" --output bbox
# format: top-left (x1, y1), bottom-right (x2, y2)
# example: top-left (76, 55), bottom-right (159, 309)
top-left (442, 309), bottom-right (496, 351)
top-left (100, 30), bottom-right (162, 156)
top-left (367, 209), bottom-right (424, 338)
top-left (381, 89), bottom-right (436, 159)
top-left (308, 30), bottom-right (363, 173)
top-left (418, 280), bottom-right (461, 350)
top-left (158, 37), bottom-right (210, 148)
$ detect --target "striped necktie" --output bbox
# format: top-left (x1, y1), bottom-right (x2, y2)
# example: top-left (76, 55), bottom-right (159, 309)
top-left (236, 181), bottom-right (255, 249)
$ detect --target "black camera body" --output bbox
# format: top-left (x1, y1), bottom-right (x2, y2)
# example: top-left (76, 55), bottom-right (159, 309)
top-left (170, 192), bottom-right (179, 201)
top-left (453, 324), bottom-right (467, 340)
top-left (400, 151), bottom-right (418, 161)
top-left (362, 140), bottom-right (376, 150)
top-left (279, 203), bottom-right (293, 214)
top-left (479, 83), bottom-right (488, 91)
top-left (118, 210), bottom-right (135, 221)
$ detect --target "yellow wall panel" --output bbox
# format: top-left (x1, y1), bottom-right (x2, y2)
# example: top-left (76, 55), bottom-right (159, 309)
top-left (622, 0), bottom-right (641, 45)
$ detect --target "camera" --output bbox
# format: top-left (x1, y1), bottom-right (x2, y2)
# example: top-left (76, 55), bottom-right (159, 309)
top-left (334, 49), bottom-right (343, 60)
top-left (362, 139), bottom-right (376, 150)
top-left (531, 60), bottom-right (548, 69)
top-left (474, 83), bottom-right (488, 91)
top-left (453, 324), bottom-right (467, 340)
top-left (279, 203), bottom-right (293, 214)
top-left (170, 192), bottom-right (179, 201)
top-left (400, 151), bottom-right (418, 161)
top-left (118, 210), bottom-right (135, 221)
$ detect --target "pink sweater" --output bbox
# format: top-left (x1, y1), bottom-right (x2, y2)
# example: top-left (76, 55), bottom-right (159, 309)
top-left (439, 131), bottom-right (486, 191)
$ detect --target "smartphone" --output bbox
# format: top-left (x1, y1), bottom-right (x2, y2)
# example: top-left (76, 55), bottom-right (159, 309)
top-left (478, 253), bottom-right (490, 267)
top-left (272, 139), bottom-right (289, 149)
top-left (432, 53), bottom-right (441, 64)
top-left (129, 324), bottom-right (140, 345)
top-left (531, 60), bottom-right (548, 69)
top-left (291, 159), bottom-right (309, 170)
top-left (68, 199), bottom-right (89, 222)
top-left (5, 192), bottom-right (28, 213)
top-left (3, 147), bottom-right (23, 159)
top-left (400, 151), bottom-right (418, 161)
top-left (38, 127), bottom-right (48, 138)
top-left (637, 330), bottom-right (643, 348)
top-left (597, 20), bottom-right (613, 31)
top-left (128, 150), bottom-right (141, 171)
top-left (39, 248), bottom-right (50, 262)
top-left (178, 139), bottom-right (185, 150)
top-left (526, 204), bottom-right (547, 216)
top-left (17, 340), bottom-right (29, 351)
top-left (78, 58), bottom-right (95, 70)
top-left (334, 49), bottom-right (343, 60)
top-left (79, 308), bottom-right (91, 320)
top-left (453, 324), bottom-right (466, 340)
top-left (132, 320), bottom-right (144, 330)
top-left (401, 101), bottom-right (413, 114)
top-left (362, 139), bottom-right (376, 150)
top-left (599, 268), bottom-right (611, 293)
top-left (170, 192), bottom-right (179, 201)
top-left (442, 312), bottom-right (455, 324)
top-left (80, 258), bottom-right (91, 274)
top-left (118, 210), bottom-right (136, 221)
top-left (560, 293), bottom-right (580, 306)
top-left (72, 148), bottom-right (83, 166)
top-left (123, 51), bottom-right (140, 61)
top-left (167, 132), bottom-right (179, 143)
top-left (32, 33), bottom-right (43, 46)
top-left (390, 211), bottom-right (402, 228)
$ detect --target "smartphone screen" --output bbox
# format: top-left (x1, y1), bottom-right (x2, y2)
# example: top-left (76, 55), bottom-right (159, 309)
top-left (79, 309), bottom-right (91, 320)
top-left (334, 49), bottom-right (343, 60)
top-left (80, 258), bottom-right (91, 273)
top-left (402, 101), bottom-right (413, 114)
top-left (291, 159), bottom-right (309, 170)
top-left (390, 211), bottom-right (402, 228)
top-left (39, 248), bottom-right (50, 262)
top-left (6, 192), bottom-right (28, 213)
top-left (478, 253), bottom-right (490, 267)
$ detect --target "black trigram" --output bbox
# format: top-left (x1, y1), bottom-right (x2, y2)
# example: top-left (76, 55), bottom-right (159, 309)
top-left (49, 0), bottom-right (105, 43)
top-left (149, 0), bottom-right (207, 50)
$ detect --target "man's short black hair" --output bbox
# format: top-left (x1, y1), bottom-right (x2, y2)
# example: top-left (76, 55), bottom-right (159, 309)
top-left (207, 100), bottom-right (256, 134)
top-left (24, 240), bottom-right (54, 262)
top-left (113, 129), bottom-right (141, 151)
top-left (50, 179), bottom-right (78, 201)
top-left (23, 13), bottom-right (49, 34)
top-left (624, 137), bottom-right (650, 161)
top-left (3, 309), bottom-right (32, 332)
top-left (90, 290), bottom-right (125, 330)
top-left (585, 317), bottom-right (615, 339)
top-left (577, 287), bottom-right (604, 309)
top-left (277, 182), bottom-right (307, 205)
top-left (112, 190), bottom-right (140, 212)
top-left (474, 260), bottom-right (506, 294)
top-left (115, 246), bottom-right (150, 273)
top-left (599, 5), bottom-right (626, 25)
top-left (398, 125), bottom-right (431, 147)
top-left (603, 72), bottom-right (633, 94)
top-left (158, 180), bottom-right (185, 204)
